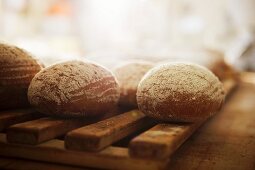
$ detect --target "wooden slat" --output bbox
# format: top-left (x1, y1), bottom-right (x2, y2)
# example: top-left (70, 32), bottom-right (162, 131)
top-left (65, 110), bottom-right (155, 151)
top-left (0, 109), bottom-right (43, 132)
top-left (129, 122), bottom-right (202, 159)
top-left (7, 118), bottom-right (89, 145)
top-left (7, 108), bottom-right (121, 145)
top-left (0, 134), bottom-right (169, 170)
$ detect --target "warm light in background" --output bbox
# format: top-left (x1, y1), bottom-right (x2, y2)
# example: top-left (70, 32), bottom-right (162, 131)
top-left (0, 0), bottom-right (255, 69)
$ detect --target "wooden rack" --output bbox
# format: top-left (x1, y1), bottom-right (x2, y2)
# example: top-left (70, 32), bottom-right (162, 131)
top-left (0, 79), bottom-right (237, 170)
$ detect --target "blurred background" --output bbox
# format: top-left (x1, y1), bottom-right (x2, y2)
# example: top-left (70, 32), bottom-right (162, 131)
top-left (0, 0), bottom-right (255, 70)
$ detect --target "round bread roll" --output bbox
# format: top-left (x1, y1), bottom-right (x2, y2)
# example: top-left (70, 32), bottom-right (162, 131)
top-left (114, 61), bottom-right (154, 108)
top-left (28, 60), bottom-right (120, 118)
top-left (137, 63), bottom-right (225, 122)
top-left (0, 43), bottom-right (43, 110)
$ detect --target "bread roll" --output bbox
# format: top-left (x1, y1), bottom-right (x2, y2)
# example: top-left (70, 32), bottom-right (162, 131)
top-left (114, 61), bottom-right (154, 108)
top-left (0, 43), bottom-right (43, 110)
top-left (137, 63), bottom-right (225, 122)
top-left (28, 60), bottom-right (120, 118)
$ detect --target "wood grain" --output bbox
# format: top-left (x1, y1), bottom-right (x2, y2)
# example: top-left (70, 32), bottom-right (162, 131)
top-left (65, 110), bottom-right (155, 151)
top-left (0, 109), bottom-right (43, 132)
top-left (6, 117), bottom-right (88, 145)
top-left (6, 107), bottom-right (121, 145)
top-left (0, 134), bottom-right (169, 170)
top-left (129, 122), bottom-right (202, 159)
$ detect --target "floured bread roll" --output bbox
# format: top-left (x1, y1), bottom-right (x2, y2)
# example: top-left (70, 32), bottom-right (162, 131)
top-left (0, 43), bottom-right (43, 110)
top-left (137, 63), bottom-right (225, 122)
top-left (28, 60), bottom-right (120, 118)
top-left (114, 61), bottom-right (154, 108)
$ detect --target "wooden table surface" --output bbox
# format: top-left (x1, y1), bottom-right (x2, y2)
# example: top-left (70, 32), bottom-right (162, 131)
top-left (0, 82), bottom-right (255, 170)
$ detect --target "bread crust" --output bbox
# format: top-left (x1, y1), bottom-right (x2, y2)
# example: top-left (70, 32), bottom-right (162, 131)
top-left (137, 63), bottom-right (225, 122)
top-left (114, 61), bottom-right (154, 108)
top-left (28, 60), bottom-right (120, 117)
top-left (0, 43), bottom-right (42, 110)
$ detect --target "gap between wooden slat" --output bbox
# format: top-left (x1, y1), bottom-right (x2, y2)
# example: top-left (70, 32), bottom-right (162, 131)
top-left (6, 107), bottom-right (121, 145)
top-left (65, 110), bottom-right (155, 152)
